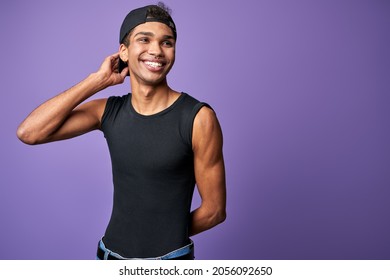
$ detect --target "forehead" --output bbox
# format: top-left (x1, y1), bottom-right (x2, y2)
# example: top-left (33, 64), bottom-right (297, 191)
top-left (131, 21), bottom-right (174, 38)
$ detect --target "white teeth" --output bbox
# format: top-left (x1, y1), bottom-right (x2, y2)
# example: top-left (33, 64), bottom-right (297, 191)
top-left (144, 61), bottom-right (163, 68)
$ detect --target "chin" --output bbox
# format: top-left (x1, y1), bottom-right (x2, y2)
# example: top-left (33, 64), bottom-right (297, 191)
top-left (130, 69), bottom-right (170, 86)
top-left (144, 73), bottom-right (169, 84)
top-left (142, 77), bottom-right (167, 86)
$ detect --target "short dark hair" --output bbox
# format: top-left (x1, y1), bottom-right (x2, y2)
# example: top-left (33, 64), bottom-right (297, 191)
top-left (121, 2), bottom-right (173, 46)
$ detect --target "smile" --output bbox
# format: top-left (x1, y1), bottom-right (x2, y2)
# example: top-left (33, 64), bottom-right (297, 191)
top-left (142, 60), bottom-right (167, 72)
top-left (144, 61), bottom-right (163, 68)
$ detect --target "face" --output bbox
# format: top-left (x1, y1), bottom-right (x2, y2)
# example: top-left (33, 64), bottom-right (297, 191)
top-left (120, 21), bottom-right (176, 86)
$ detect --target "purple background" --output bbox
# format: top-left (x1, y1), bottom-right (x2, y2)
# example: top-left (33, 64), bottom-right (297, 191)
top-left (1, 0), bottom-right (389, 259)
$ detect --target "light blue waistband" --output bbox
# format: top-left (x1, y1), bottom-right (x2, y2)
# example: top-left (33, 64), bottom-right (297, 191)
top-left (98, 239), bottom-right (194, 260)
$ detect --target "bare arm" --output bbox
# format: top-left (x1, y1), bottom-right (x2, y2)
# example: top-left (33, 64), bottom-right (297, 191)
top-left (189, 107), bottom-right (227, 236)
top-left (17, 52), bottom-right (128, 145)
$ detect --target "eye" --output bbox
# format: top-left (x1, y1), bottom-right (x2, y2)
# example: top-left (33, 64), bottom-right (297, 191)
top-left (138, 37), bottom-right (149, 43)
top-left (162, 40), bottom-right (173, 47)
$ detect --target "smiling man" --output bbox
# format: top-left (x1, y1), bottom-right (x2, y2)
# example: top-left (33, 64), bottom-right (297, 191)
top-left (17, 3), bottom-right (226, 260)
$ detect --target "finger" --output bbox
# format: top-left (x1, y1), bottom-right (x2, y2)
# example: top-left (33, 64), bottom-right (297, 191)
top-left (110, 52), bottom-right (120, 59)
top-left (112, 56), bottom-right (119, 69)
top-left (105, 53), bottom-right (119, 66)
top-left (120, 66), bottom-right (129, 78)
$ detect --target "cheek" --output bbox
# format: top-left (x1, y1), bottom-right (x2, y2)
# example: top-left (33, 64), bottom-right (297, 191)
top-left (166, 49), bottom-right (176, 62)
top-left (128, 45), bottom-right (145, 59)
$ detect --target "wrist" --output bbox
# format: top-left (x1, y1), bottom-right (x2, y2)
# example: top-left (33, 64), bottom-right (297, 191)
top-left (88, 72), bottom-right (111, 91)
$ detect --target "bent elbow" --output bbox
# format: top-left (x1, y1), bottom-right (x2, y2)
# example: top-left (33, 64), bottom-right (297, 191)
top-left (216, 210), bottom-right (227, 225)
top-left (16, 125), bottom-right (38, 145)
top-left (210, 209), bottom-right (226, 227)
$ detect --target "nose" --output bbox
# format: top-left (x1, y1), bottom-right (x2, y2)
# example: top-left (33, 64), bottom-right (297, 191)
top-left (148, 41), bottom-right (163, 58)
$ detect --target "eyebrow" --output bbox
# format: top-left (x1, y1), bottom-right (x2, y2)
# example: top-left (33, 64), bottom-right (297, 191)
top-left (134, 32), bottom-right (175, 40)
top-left (134, 31), bottom-right (154, 37)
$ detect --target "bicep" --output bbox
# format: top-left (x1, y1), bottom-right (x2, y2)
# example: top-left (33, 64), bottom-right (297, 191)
top-left (193, 107), bottom-right (226, 208)
top-left (44, 98), bottom-right (107, 143)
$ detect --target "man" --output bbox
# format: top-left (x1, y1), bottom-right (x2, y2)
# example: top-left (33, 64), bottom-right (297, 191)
top-left (17, 3), bottom-right (226, 260)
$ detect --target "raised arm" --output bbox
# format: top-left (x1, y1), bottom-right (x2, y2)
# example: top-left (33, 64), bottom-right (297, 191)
top-left (17, 52), bottom-right (128, 145)
top-left (189, 106), bottom-right (227, 236)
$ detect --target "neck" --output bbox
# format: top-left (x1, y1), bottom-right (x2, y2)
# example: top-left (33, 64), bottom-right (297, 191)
top-left (129, 78), bottom-right (179, 116)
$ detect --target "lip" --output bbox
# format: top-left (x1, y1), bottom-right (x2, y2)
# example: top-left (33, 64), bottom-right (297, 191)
top-left (141, 59), bottom-right (167, 72)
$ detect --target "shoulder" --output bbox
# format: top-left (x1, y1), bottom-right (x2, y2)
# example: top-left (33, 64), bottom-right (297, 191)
top-left (100, 94), bottom-right (132, 129)
top-left (180, 93), bottom-right (213, 124)
top-left (193, 106), bottom-right (217, 128)
top-left (105, 93), bottom-right (130, 107)
top-left (192, 106), bottom-right (223, 150)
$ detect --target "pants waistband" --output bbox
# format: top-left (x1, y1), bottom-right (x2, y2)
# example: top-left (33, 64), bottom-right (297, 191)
top-left (97, 239), bottom-right (194, 260)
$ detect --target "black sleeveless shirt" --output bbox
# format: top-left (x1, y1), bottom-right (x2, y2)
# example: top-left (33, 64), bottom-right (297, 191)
top-left (100, 92), bottom-right (207, 258)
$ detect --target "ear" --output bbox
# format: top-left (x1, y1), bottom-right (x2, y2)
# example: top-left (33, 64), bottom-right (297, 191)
top-left (119, 44), bottom-right (128, 62)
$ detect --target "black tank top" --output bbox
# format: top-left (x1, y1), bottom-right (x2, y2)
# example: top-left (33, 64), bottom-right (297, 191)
top-left (100, 92), bottom-right (207, 258)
